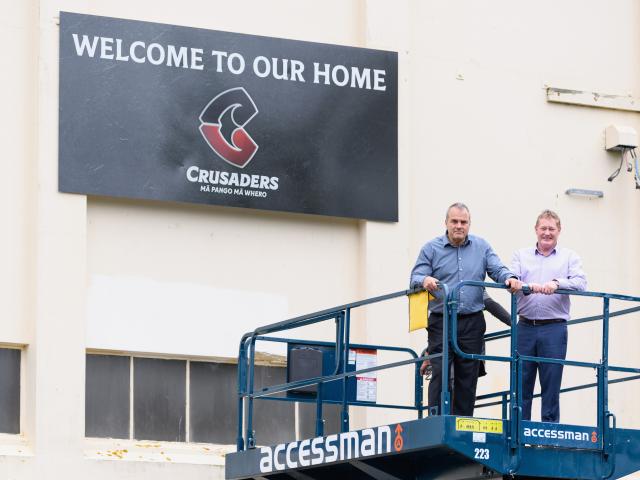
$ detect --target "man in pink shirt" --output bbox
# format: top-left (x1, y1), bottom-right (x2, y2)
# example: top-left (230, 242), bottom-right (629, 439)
top-left (512, 210), bottom-right (587, 423)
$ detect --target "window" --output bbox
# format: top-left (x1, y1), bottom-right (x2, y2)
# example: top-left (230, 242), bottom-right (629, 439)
top-left (189, 362), bottom-right (295, 445)
top-left (189, 361), bottom-right (235, 444)
top-left (85, 354), bottom-right (305, 445)
top-left (134, 357), bottom-right (186, 442)
top-left (85, 354), bottom-right (129, 438)
top-left (0, 347), bottom-right (21, 434)
top-left (298, 403), bottom-right (341, 439)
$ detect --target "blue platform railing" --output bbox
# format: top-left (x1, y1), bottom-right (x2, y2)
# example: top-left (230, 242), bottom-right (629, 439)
top-left (447, 281), bottom-right (640, 471)
top-left (235, 282), bottom-right (640, 455)
top-left (235, 287), bottom-right (430, 450)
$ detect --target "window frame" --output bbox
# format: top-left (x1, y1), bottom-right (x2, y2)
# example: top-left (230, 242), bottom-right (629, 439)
top-left (84, 350), bottom-right (337, 449)
top-left (0, 344), bottom-right (24, 437)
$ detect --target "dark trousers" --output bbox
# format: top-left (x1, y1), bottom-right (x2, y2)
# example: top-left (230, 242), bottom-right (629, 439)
top-left (517, 320), bottom-right (567, 423)
top-left (427, 311), bottom-right (485, 416)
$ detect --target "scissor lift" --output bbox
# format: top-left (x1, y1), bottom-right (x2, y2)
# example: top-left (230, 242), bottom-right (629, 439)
top-left (226, 282), bottom-right (640, 480)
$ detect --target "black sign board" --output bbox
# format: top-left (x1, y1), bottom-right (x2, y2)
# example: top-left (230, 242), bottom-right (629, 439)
top-left (59, 12), bottom-right (398, 221)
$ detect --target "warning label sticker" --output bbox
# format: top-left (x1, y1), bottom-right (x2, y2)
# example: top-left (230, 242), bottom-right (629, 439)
top-left (455, 418), bottom-right (503, 434)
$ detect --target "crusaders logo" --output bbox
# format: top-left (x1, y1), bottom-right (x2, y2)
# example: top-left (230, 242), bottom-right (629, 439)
top-left (198, 87), bottom-right (259, 169)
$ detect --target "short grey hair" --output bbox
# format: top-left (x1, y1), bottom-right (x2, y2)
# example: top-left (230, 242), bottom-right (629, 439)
top-left (446, 202), bottom-right (470, 220)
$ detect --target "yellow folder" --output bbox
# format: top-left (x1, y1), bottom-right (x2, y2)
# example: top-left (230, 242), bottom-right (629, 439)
top-left (408, 290), bottom-right (434, 332)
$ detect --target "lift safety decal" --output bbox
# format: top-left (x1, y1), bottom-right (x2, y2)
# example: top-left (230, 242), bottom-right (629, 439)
top-left (455, 418), bottom-right (503, 434)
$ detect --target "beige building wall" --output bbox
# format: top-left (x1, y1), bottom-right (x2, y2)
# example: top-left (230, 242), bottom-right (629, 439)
top-left (1, 0), bottom-right (639, 479)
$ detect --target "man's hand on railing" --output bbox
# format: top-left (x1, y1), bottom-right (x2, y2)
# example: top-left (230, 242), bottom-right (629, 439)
top-left (527, 281), bottom-right (559, 295)
top-left (505, 277), bottom-right (523, 293)
top-left (420, 359), bottom-right (433, 380)
top-left (422, 276), bottom-right (439, 292)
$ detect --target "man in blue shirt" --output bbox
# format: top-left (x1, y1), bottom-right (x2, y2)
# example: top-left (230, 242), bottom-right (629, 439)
top-left (410, 202), bottom-right (520, 416)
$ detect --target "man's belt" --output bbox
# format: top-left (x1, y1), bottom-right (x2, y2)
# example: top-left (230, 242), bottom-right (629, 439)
top-left (429, 311), bottom-right (482, 319)
top-left (519, 316), bottom-right (566, 326)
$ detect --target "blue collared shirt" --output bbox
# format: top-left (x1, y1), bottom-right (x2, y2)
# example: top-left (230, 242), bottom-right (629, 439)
top-left (512, 245), bottom-right (587, 320)
top-left (410, 233), bottom-right (515, 314)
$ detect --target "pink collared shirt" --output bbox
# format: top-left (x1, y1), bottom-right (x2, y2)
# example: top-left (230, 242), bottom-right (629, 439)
top-left (511, 245), bottom-right (587, 320)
